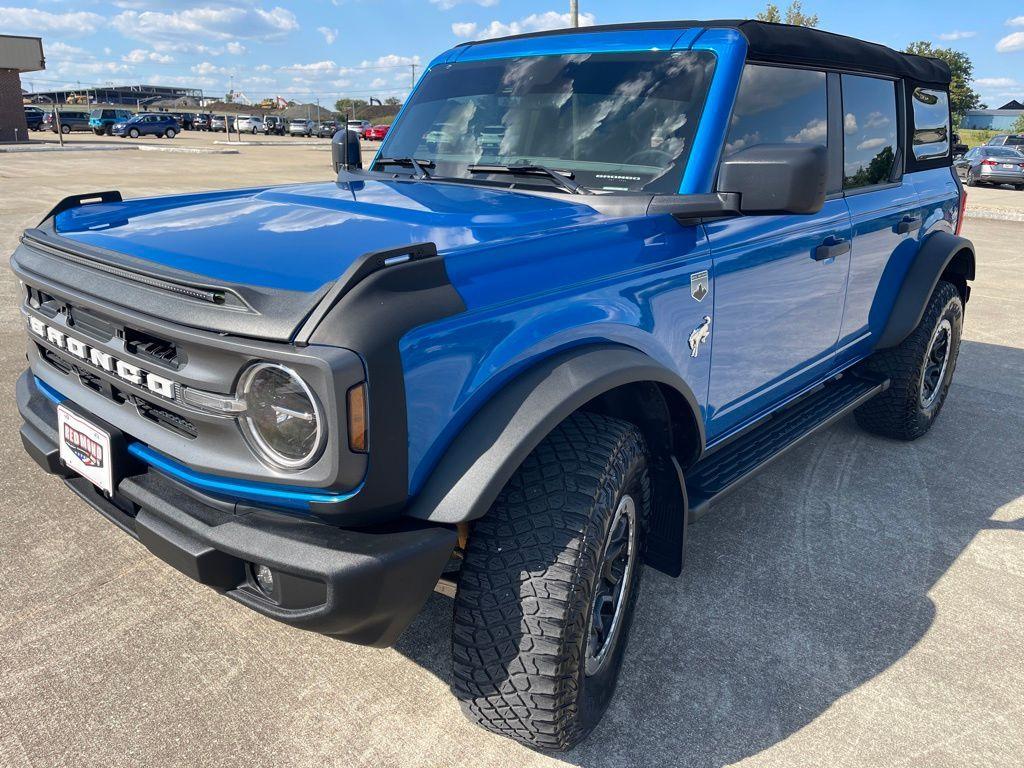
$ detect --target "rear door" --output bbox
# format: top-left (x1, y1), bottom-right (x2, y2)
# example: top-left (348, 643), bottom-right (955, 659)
top-left (705, 65), bottom-right (852, 441)
top-left (834, 74), bottom-right (921, 365)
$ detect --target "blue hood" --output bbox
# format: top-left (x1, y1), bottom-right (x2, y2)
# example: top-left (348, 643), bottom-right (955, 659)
top-left (53, 179), bottom-right (605, 293)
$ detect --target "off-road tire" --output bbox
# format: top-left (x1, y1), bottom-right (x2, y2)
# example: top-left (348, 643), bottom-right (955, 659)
top-left (452, 411), bottom-right (650, 751)
top-left (855, 280), bottom-right (963, 440)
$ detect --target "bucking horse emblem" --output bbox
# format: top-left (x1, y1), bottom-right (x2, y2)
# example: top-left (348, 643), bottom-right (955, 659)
top-left (688, 316), bottom-right (712, 358)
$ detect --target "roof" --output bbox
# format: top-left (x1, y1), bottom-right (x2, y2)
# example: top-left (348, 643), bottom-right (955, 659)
top-left (471, 19), bottom-right (950, 85)
top-left (999, 100), bottom-right (1024, 110)
top-left (0, 34), bottom-right (45, 73)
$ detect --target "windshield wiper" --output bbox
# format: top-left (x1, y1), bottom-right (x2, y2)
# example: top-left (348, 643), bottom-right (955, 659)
top-left (467, 164), bottom-right (592, 195)
top-left (374, 156), bottom-right (434, 179)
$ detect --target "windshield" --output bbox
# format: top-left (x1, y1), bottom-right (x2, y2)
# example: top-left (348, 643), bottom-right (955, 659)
top-left (987, 147), bottom-right (1023, 157)
top-left (379, 51), bottom-right (716, 193)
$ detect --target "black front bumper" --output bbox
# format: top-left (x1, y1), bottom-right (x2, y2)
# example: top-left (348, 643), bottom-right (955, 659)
top-left (17, 371), bottom-right (456, 647)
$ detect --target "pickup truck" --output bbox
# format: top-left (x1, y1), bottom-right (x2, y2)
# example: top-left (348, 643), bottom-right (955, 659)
top-left (14, 19), bottom-right (974, 750)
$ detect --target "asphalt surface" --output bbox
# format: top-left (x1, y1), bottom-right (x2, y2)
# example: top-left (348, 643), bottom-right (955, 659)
top-left (1, 141), bottom-right (1022, 767)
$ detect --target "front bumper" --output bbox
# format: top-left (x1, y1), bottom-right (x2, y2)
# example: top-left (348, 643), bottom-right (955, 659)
top-left (17, 371), bottom-right (456, 646)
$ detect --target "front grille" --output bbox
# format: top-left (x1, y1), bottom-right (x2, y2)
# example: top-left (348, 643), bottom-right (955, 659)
top-left (131, 395), bottom-right (198, 438)
top-left (124, 327), bottom-right (181, 369)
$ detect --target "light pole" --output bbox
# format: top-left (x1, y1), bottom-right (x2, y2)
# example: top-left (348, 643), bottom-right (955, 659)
top-left (570, 0), bottom-right (579, 27)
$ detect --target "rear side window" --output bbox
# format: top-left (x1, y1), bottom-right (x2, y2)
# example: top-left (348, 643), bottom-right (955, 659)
top-left (911, 88), bottom-right (950, 161)
top-left (841, 75), bottom-right (899, 189)
top-left (724, 65), bottom-right (827, 157)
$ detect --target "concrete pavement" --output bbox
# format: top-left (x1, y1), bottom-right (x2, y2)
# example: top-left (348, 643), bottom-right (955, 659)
top-left (0, 145), bottom-right (1022, 767)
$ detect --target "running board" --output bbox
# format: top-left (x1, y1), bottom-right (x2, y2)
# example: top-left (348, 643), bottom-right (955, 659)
top-left (686, 373), bottom-right (889, 519)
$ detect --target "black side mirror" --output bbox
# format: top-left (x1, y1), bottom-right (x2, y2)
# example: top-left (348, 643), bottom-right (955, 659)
top-left (717, 144), bottom-right (828, 215)
top-left (332, 129), bottom-right (363, 173)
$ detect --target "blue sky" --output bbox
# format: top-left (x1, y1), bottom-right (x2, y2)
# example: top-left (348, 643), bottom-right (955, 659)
top-left (5, 0), bottom-right (1024, 106)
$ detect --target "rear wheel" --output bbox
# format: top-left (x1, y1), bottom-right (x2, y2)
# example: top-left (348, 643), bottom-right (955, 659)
top-left (965, 169), bottom-right (977, 187)
top-left (452, 412), bottom-right (650, 751)
top-left (854, 280), bottom-right (963, 440)
top-left (165, 128), bottom-right (176, 139)
top-left (60, 124), bottom-right (71, 134)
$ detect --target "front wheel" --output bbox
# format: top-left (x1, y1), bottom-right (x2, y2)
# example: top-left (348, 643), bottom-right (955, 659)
top-left (855, 280), bottom-right (963, 440)
top-left (60, 125), bottom-right (71, 134)
top-left (128, 128), bottom-right (140, 139)
top-left (452, 411), bottom-right (650, 751)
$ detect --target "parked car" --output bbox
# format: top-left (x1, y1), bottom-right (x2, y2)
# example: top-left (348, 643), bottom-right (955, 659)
top-left (14, 20), bottom-right (974, 753)
top-left (954, 145), bottom-right (1024, 188)
top-left (317, 120), bottom-right (339, 138)
top-left (984, 133), bottom-right (1024, 148)
top-left (24, 106), bottom-right (44, 131)
top-left (366, 124), bottom-right (390, 141)
top-left (89, 108), bottom-right (133, 136)
top-left (112, 113), bottom-right (180, 139)
top-left (167, 113), bottom-right (196, 130)
top-left (263, 115), bottom-right (286, 135)
top-left (346, 119), bottom-right (372, 138)
top-left (209, 115), bottom-right (235, 133)
top-left (43, 110), bottom-right (91, 134)
top-left (236, 115), bottom-right (265, 134)
top-left (288, 118), bottom-right (315, 137)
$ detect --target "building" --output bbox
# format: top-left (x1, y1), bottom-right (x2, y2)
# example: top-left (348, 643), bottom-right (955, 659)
top-left (0, 34), bottom-right (44, 142)
top-left (24, 83), bottom-right (203, 109)
top-left (960, 101), bottom-right (1024, 131)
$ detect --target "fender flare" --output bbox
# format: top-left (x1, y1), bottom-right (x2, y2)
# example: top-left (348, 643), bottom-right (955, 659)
top-left (877, 230), bottom-right (975, 349)
top-left (406, 344), bottom-right (705, 525)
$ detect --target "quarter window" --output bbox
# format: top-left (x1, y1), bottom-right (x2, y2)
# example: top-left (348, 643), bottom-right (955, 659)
top-left (724, 65), bottom-right (827, 157)
top-left (842, 75), bottom-right (899, 189)
top-left (911, 88), bottom-right (951, 161)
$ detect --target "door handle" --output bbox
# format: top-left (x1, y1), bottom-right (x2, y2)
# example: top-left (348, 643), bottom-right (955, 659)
top-left (814, 237), bottom-right (851, 261)
top-left (896, 215), bottom-right (923, 234)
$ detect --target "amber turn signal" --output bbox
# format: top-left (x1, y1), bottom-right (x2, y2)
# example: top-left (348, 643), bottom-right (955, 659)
top-left (347, 382), bottom-right (367, 453)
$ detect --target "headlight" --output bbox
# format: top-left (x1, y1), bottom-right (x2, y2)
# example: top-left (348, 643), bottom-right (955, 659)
top-left (238, 363), bottom-right (324, 470)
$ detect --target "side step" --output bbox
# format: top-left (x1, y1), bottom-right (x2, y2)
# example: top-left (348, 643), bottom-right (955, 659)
top-left (686, 373), bottom-right (889, 519)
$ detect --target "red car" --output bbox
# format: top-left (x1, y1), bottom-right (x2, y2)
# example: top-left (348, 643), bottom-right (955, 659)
top-left (367, 124), bottom-right (390, 141)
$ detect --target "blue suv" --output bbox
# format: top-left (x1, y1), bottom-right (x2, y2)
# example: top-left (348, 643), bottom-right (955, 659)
top-left (111, 113), bottom-right (179, 139)
top-left (13, 20), bottom-right (973, 749)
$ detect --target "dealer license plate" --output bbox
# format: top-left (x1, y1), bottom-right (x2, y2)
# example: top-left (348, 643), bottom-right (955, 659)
top-left (58, 405), bottom-right (114, 495)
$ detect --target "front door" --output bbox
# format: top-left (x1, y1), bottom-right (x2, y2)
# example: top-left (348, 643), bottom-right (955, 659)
top-left (704, 64), bottom-right (851, 441)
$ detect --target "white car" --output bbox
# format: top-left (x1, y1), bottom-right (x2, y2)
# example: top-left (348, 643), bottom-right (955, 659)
top-left (288, 119), bottom-right (314, 137)
top-left (346, 119), bottom-right (372, 138)
top-left (236, 115), bottom-right (265, 134)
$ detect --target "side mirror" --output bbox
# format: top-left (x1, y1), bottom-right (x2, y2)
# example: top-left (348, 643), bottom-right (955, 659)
top-left (332, 128), bottom-right (362, 173)
top-left (717, 144), bottom-right (828, 215)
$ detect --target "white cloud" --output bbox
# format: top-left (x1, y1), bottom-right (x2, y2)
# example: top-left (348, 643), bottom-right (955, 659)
top-left (192, 61), bottom-right (231, 76)
top-left (938, 30), bottom-right (976, 41)
top-left (1008, 16), bottom-right (1024, 26)
top-left (123, 48), bottom-right (174, 64)
top-left (359, 54), bottom-right (421, 68)
top-left (0, 6), bottom-right (104, 36)
top-left (844, 113), bottom-right (858, 134)
top-left (226, 41), bottom-right (246, 55)
top-left (786, 118), bottom-right (827, 143)
top-left (281, 60), bottom-right (338, 73)
top-left (452, 11), bottom-right (595, 40)
top-left (996, 32), bottom-right (1024, 53)
top-left (113, 6), bottom-right (298, 43)
top-left (857, 138), bottom-right (888, 151)
top-left (431, 0), bottom-right (498, 9)
top-left (370, 77), bottom-right (387, 88)
top-left (975, 77), bottom-right (1019, 88)
top-left (47, 42), bottom-right (88, 59)
top-left (318, 26), bottom-right (338, 44)
top-left (452, 21), bottom-right (478, 37)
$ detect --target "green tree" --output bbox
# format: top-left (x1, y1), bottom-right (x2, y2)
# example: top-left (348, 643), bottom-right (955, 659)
top-left (1012, 113), bottom-right (1024, 133)
top-left (334, 97), bottom-right (369, 116)
top-left (757, 1), bottom-right (819, 26)
top-left (384, 96), bottom-right (402, 106)
top-left (904, 41), bottom-right (981, 123)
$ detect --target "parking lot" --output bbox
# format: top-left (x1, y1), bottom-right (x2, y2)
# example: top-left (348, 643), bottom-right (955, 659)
top-left (0, 142), bottom-right (1022, 768)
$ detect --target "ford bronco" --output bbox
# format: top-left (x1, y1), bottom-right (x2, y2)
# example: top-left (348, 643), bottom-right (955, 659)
top-left (14, 20), bottom-right (973, 750)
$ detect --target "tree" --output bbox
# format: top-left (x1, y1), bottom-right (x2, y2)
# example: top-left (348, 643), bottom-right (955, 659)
top-left (1012, 113), bottom-right (1024, 134)
top-left (384, 96), bottom-right (402, 106)
top-left (904, 42), bottom-right (981, 124)
top-left (334, 97), bottom-right (368, 115)
top-left (756, 1), bottom-right (819, 26)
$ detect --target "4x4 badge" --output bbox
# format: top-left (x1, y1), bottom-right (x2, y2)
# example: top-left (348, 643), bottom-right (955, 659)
top-left (690, 270), bottom-right (709, 302)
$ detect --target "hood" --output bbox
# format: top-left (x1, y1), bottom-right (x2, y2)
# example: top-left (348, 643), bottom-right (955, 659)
top-left (51, 179), bottom-right (606, 293)
top-left (16, 179), bottom-right (608, 341)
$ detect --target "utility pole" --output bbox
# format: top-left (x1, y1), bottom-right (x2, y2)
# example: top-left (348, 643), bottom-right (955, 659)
top-left (570, 0), bottom-right (579, 27)
top-left (410, 63), bottom-right (417, 90)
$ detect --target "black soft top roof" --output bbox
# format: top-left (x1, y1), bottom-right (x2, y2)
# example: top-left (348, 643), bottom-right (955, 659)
top-left (471, 19), bottom-right (951, 86)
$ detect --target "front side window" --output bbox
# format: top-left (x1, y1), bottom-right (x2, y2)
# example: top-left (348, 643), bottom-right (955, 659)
top-left (842, 75), bottom-right (899, 189)
top-left (911, 87), bottom-right (950, 161)
top-left (380, 51), bottom-right (717, 193)
top-left (724, 65), bottom-right (827, 158)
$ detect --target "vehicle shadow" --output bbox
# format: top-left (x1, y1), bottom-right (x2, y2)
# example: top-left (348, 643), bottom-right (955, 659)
top-left (393, 339), bottom-right (1024, 767)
